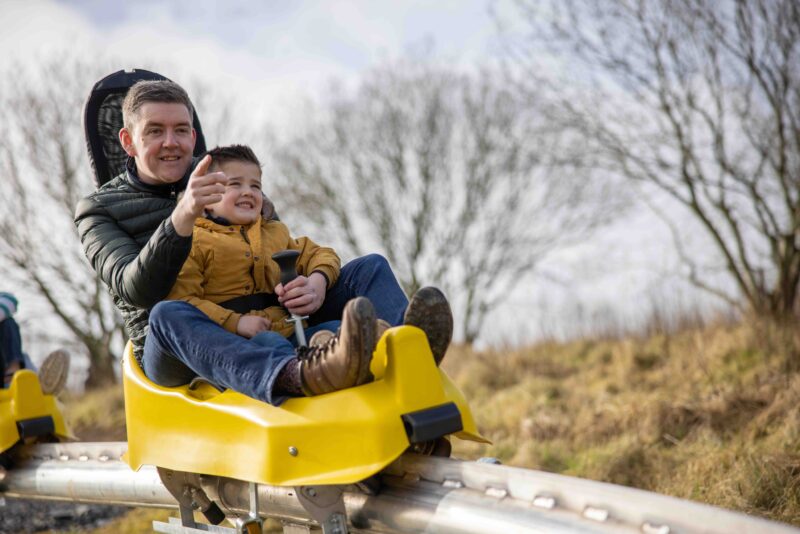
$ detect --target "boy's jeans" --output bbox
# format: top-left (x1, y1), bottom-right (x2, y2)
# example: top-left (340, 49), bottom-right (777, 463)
top-left (142, 254), bottom-right (409, 405)
top-left (251, 320), bottom-right (342, 351)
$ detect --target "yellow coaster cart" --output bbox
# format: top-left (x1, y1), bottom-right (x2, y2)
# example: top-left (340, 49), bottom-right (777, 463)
top-left (0, 370), bottom-right (72, 466)
top-left (123, 325), bottom-right (487, 533)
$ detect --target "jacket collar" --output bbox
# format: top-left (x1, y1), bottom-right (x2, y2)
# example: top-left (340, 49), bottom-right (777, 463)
top-left (195, 216), bottom-right (262, 233)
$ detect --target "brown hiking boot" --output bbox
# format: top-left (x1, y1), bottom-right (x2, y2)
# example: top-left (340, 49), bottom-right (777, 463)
top-left (308, 329), bottom-right (335, 347)
top-left (299, 297), bottom-right (377, 395)
top-left (309, 319), bottom-right (389, 347)
top-left (376, 319), bottom-right (391, 340)
top-left (403, 287), bottom-right (453, 365)
top-left (39, 349), bottom-right (70, 396)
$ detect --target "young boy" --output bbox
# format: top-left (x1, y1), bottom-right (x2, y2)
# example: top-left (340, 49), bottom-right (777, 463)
top-left (144, 145), bottom-right (377, 402)
top-left (166, 145), bottom-right (346, 345)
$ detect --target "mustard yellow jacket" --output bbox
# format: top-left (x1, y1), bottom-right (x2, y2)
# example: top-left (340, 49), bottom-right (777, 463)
top-left (166, 216), bottom-right (340, 337)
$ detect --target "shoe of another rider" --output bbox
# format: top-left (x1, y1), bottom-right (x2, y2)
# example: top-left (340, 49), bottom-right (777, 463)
top-left (403, 287), bottom-right (453, 366)
top-left (39, 349), bottom-right (70, 396)
top-left (299, 297), bottom-right (377, 395)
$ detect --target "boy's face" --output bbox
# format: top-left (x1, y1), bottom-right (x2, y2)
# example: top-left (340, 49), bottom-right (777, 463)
top-left (205, 160), bottom-right (264, 225)
top-left (119, 102), bottom-right (196, 185)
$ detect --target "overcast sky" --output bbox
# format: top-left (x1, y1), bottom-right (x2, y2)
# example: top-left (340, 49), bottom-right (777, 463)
top-left (4, 0), bottom-right (502, 127)
top-left (1, 0), bottom-right (722, 356)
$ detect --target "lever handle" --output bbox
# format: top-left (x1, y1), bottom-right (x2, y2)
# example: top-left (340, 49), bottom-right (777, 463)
top-left (272, 250), bottom-right (301, 287)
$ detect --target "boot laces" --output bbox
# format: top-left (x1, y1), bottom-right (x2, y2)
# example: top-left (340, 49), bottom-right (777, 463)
top-left (296, 334), bottom-right (339, 362)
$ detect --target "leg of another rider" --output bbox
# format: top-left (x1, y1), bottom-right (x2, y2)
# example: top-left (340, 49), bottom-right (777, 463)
top-left (0, 317), bottom-right (25, 388)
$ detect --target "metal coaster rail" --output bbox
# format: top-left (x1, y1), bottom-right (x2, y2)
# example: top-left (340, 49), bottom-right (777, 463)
top-left (1, 442), bottom-right (796, 534)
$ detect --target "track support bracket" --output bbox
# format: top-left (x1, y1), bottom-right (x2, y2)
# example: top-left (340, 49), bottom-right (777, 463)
top-left (294, 485), bottom-right (348, 534)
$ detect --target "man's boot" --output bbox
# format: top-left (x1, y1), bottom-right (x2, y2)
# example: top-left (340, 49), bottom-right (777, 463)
top-left (376, 319), bottom-right (391, 339)
top-left (39, 349), bottom-right (70, 396)
top-left (300, 297), bottom-right (377, 395)
top-left (403, 287), bottom-right (453, 365)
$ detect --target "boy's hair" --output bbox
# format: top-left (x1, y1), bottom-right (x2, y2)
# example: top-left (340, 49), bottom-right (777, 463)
top-left (122, 80), bottom-right (194, 132)
top-left (205, 145), bottom-right (262, 168)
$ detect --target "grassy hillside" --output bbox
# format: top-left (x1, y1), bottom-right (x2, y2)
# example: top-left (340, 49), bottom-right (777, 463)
top-left (62, 320), bottom-right (800, 530)
top-left (446, 320), bottom-right (800, 526)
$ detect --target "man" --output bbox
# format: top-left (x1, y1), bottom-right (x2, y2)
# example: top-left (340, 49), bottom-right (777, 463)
top-left (75, 79), bottom-right (453, 401)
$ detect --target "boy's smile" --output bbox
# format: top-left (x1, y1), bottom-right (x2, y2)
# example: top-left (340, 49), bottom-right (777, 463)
top-left (206, 160), bottom-right (263, 225)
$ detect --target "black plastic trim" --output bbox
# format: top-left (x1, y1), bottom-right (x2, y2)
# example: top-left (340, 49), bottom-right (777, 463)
top-left (401, 402), bottom-right (463, 444)
top-left (16, 416), bottom-right (55, 439)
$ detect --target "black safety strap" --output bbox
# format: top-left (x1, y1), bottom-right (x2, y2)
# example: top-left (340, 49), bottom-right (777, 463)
top-left (218, 293), bottom-right (281, 314)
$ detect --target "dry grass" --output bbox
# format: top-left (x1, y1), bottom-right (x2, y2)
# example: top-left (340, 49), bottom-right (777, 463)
top-left (445, 319), bottom-right (800, 526)
top-left (62, 318), bottom-right (800, 529)
top-left (62, 385), bottom-right (127, 441)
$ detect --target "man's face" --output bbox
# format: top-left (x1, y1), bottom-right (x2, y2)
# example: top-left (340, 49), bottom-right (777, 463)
top-left (205, 160), bottom-right (264, 225)
top-left (119, 102), bottom-right (196, 185)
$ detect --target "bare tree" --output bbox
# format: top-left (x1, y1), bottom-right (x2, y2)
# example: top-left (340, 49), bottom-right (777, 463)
top-left (0, 56), bottom-right (125, 388)
top-left (271, 57), bottom-right (620, 343)
top-left (506, 0), bottom-right (800, 321)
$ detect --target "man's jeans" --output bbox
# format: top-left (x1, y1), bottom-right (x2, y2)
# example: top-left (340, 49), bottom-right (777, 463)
top-left (142, 254), bottom-right (409, 405)
top-left (310, 254), bottom-right (408, 327)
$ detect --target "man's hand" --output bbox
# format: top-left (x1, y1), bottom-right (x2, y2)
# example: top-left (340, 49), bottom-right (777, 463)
top-left (236, 315), bottom-right (271, 338)
top-left (275, 272), bottom-right (327, 316)
top-left (171, 155), bottom-right (228, 236)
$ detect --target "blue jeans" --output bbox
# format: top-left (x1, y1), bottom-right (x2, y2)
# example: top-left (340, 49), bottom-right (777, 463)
top-left (310, 254), bottom-right (408, 327)
top-left (142, 254), bottom-right (408, 405)
top-left (143, 301), bottom-right (296, 405)
top-left (251, 321), bottom-right (341, 351)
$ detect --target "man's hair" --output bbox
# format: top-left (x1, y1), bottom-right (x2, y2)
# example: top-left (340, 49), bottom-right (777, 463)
top-left (122, 80), bottom-right (194, 131)
top-left (205, 145), bottom-right (262, 168)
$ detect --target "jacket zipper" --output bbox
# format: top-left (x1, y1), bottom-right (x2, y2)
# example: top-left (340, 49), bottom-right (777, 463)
top-left (240, 226), bottom-right (255, 294)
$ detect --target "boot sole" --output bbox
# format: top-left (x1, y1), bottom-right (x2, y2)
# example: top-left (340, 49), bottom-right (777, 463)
top-left (403, 287), bottom-right (453, 365)
top-left (348, 297), bottom-right (376, 386)
top-left (39, 349), bottom-right (70, 396)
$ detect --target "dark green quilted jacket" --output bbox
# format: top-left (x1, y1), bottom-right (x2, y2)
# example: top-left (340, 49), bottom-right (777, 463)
top-left (74, 161), bottom-right (196, 362)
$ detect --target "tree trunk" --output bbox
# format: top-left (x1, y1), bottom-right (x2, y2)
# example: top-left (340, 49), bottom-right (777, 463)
top-left (83, 344), bottom-right (117, 389)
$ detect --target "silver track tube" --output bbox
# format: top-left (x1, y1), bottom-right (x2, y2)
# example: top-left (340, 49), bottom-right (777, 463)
top-left (2, 443), bottom-right (797, 534)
